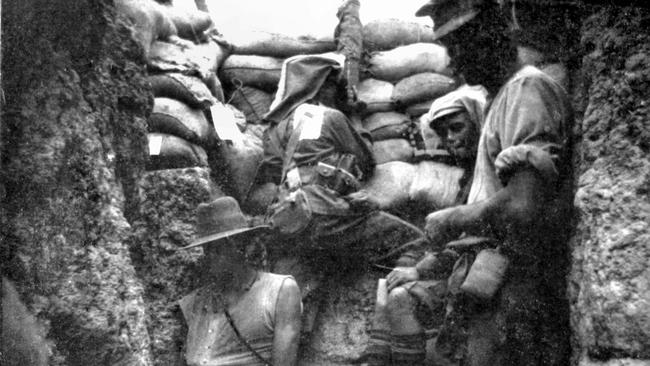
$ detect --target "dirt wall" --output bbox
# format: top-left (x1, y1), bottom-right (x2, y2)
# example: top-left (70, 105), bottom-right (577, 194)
top-left (1, 0), bottom-right (152, 364)
top-left (571, 5), bottom-right (650, 366)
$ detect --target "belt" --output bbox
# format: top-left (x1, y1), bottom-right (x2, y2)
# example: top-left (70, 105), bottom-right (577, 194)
top-left (286, 162), bottom-right (360, 195)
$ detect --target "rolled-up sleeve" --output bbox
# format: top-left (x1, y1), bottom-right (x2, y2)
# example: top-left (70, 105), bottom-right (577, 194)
top-left (491, 73), bottom-right (570, 186)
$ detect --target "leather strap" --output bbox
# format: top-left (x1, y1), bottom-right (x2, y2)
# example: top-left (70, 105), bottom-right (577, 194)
top-left (280, 116), bottom-right (306, 185)
top-left (224, 308), bottom-right (273, 366)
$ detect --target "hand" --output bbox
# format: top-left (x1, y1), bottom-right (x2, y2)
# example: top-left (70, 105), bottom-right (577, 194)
top-left (345, 190), bottom-right (380, 212)
top-left (386, 266), bottom-right (419, 291)
top-left (425, 208), bottom-right (461, 248)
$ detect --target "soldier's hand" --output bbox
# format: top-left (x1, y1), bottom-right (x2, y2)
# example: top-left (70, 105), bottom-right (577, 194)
top-left (345, 190), bottom-right (380, 212)
top-left (425, 208), bottom-right (460, 248)
top-left (386, 266), bottom-right (419, 291)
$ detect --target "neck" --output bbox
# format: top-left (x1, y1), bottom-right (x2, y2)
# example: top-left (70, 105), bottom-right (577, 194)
top-left (517, 45), bottom-right (545, 68)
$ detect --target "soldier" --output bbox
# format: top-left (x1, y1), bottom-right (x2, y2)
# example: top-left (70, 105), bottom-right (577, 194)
top-left (384, 1), bottom-right (575, 365)
top-left (363, 85), bottom-right (488, 366)
top-left (179, 197), bottom-right (302, 366)
top-left (256, 54), bottom-right (424, 295)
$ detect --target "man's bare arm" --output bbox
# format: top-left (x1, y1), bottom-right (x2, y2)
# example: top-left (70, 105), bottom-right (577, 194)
top-left (425, 168), bottom-right (550, 247)
top-left (272, 278), bottom-right (302, 366)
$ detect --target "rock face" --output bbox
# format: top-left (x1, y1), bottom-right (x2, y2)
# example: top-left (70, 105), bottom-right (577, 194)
top-left (571, 6), bottom-right (650, 366)
top-left (130, 167), bottom-right (223, 366)
top-left (1, 0), bottom-right (152, 365)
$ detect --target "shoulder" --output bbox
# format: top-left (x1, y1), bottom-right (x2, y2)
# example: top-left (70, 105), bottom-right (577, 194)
top-left (504, 65), bottom-right (566, 96)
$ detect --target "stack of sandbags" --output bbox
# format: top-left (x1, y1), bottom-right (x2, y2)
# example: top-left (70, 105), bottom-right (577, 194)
top-left (219, 30), bottom-right (338, 124)
top-left (356, 19), bottom-right (457, 165)
top-left (128, 0), bottom-right (231, 171)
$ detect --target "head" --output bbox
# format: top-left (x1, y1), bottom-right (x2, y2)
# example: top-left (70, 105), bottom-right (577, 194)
top-left (427, 84), bottom-right (488, 165)
top-left (264, 54), bottom-right (346, 124)
top-left (431, 110), bottom-right (479, 163)
top-left (182, 196), bottom-right (270, 279)
top-left (312, 72), bottom-right (347, 110)
top-left (202, 233), bottom-right (267, 279)
top-left (416, 0), bottom-right (517, 93)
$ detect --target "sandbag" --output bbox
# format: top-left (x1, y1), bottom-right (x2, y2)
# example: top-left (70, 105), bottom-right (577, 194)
top-left (148, 39), bottom-right (229, 78)
top-left (362, 19), bottom-right (437, 51)
top-left (409, 161), bottom-right (465, 210)
top-left (363, 111), bottom-right (410, 131)
top-left (148, 73), bottom-right (217, 109)
top-left (221, 133), bottom-right (264, 202)
top-left (363, 112), bottom-right (412, 141)
top-left (405, 98), bottom-right (435, 117)
top-left (149, 97), bottom-right (216, 147)
top-left (373, 138), bottom-right (414, 164)
top-left (160, 0), bottom-right (213, 41)
top-left (357, 79), bottom-right (394, 114)
top-left (392, 73), bottom-right (457, 107)
top-left (362, 162), bottom-right (416, 210)
top-left (146, 133), bottom-right (208, 170)
top-left (220, 55), bottom-right (284, 92)
top-left (114, 0), bottom-right (177, 56)
top-left (228, 86), bottom-right (273, 124)
top-left (366, 43), bottom-right (450, 81)
top-left (230, 31), bottom-right (336, 58)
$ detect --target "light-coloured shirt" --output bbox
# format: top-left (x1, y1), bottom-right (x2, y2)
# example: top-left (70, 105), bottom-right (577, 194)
top-left (467, 65), bottom-right (572, 204)
top-left (179, 272), bottom-right (295, 366)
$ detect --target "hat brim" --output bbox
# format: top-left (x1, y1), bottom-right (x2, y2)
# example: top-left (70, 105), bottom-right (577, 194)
top-left (433, 9), bottom-right (480, 40)
top-left (180, 225), bottom-right (272, 250)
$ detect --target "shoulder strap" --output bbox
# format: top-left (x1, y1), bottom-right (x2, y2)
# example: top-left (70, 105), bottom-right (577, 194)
top-left (280, 113), bottom-right (306, 183)
top-left (224, 308), bottom-right (273, 366)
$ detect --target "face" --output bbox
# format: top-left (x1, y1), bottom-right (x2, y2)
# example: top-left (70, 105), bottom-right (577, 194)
top-left (436, 8), bottom-right (517, 93)
top-left (203, 239), bottom-right (245, 278)
top-left (432, 111), bottom-right (479, 162)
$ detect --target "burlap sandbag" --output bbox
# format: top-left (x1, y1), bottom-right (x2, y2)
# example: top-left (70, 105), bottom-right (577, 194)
top-left (149, 97), bottom-right (216, 147)
top-left (228, 86), bottom-right (273, 124)
top-left (357, 79), bottom-right (394, 114)
top-left (146, 133), bottom-right (208, 170)
top-left (148, 39), bottom-right (229, 78)
top-left (392, 73), bottom-right (457, 107)
top-left (406, 98), bottom-right (435, 117)
top-left (373, 138), bottom-right (414, 164)
top-left (366, 43), bottom-right (450, 82)
top-left (230, 31), bottom-right (336, 58)
top-left (363, 112), bottom-right (411, 141)
top-left (409, 161), bottom-right (465, 210)
top-left (220, 133), bottom-right (264, 202)
top-left (114, 0), bottom-right (178, 57)
top-left (244, 182), bottom-right (278, 215)
top-left (362, 161), bottom-right (416, 210)
top-left (363, 111), bottom-right (410, 131)
top-left (220, 55), bottom-right (284, 92)
top-left (362, 19), bottom-right (437, 51)
top-left (159, 0), bottom-right (213, 41)
top-left (148, 73), bottom-right (217, 109)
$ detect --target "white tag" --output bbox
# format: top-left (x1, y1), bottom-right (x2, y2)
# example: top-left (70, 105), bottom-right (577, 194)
top-left (210, 104), bottom-right (244, 145)
top-left (148, 134), bottom-right (163, 156)
top-left (295, 104), bottom-right (323, 140)
top-left (286, 168), bottom-right (301, 189)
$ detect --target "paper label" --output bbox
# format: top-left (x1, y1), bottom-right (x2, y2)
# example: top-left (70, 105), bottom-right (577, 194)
top-left (210, 104), bottom-right (244, 145)
top-left (148, 134), bottom-right (163, 156)
top-left (295, 104), bottom-right (324, 140)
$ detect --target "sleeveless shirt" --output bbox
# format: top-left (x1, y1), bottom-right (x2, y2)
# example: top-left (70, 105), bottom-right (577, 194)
top-left (179, 272), bottom-right (295, 366)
